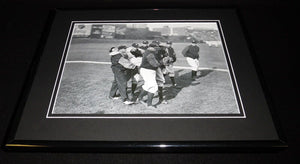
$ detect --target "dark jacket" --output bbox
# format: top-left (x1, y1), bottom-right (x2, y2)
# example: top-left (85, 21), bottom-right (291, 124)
top-left (140, 47), bottom-right (161, 70)
top-left (166, 47), bottom-right (176, 62)
top-left (156, 46), bottom-right (167, 60)
top-left (182, 45), bottom-right (200, 59)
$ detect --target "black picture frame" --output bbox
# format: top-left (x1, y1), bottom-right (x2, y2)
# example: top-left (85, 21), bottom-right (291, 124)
top-left (2, 8), bottom-right (287, 152)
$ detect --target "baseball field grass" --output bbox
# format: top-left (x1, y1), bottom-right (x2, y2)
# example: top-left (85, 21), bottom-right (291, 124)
top-left (52, 38), bottom-right (240, 115)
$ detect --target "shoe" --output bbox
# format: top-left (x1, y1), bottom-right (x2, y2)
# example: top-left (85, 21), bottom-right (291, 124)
top-left (173, 84), bottom-right (181, 88)
top-left (139, 100), bottom-right (147, 106)
top-left (159, 99), bottom-right (168, 104)
top-left (162, 100), bottom-right (168, 104)
top-left (146, 105), bottom-right (157, 109)
top-left (139, 100), bottom-right (152, 107)
top-left (197, 71), bottom-right (202, 78)
top-left (135, 98), bottom-right (143, 104)
top-left (123, 100), bottom-right (134, 105)
top-left (109, 96), bottom-right (120, 100)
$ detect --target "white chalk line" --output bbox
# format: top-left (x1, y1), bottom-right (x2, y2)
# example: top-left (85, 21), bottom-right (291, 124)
top-left (65, 60), bottom-right (229, 72)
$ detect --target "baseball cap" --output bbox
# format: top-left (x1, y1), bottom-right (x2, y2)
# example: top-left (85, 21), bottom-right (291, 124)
top-left (118, 45), bottom-right (127, 50)
top-left (152, 40), bottom-right (160, 44)
top-left (132, 43), bottom-right (139, 48)
top-left (142, 40), bottom-right (149, 44)
top-left (149, 43), bottom-right (158, 47)
top-left (147, 47), bottom-right (156, 52)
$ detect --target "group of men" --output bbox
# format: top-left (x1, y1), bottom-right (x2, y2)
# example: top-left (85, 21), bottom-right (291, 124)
top-left (108, 39), bottom-right (201, 108)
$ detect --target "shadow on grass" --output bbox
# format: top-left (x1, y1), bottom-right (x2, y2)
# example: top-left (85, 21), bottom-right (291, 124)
top-left (155, 69), bottom-right (214, 106)
top-left (129, 69), bottom-right (214, 107)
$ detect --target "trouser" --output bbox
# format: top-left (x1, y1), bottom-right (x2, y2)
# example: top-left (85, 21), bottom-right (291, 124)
top-left (109, 67), bottom-right (129, 101)
top-left (127, 67), bottom-right (142, 95)
top-left (186, 57), bottom-right (200, 71)
top-left (162, 63), bottom-right (176, 85)
top-left (156, 67), bottom-right (165, 87)
top-left (162, 63), bottom-right (175, 77)
top-left (109, 78), bottom-right (118, 97)
top-left (140, 68), bottom-right (158, 94)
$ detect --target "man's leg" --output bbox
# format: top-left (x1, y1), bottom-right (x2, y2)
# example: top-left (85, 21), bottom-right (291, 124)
top-left (186, 57), bottom-right (198, 80)
top-left (158, 86), bottom-right (163, 101)
top-left (147, 92), bottom-right (155, 106)
top-left (195, 59), bottom-right (201, 77)
top-left (156, 67), bottom-right (168, 104)
top-left (129, 68), bottom-right (140, 96)
top-left (113, 68), bottom-right (132, 104)
top-left (109, 77), bottom-right (119, 99)
top-left (156, 67), bottom-right (167, 104)
top-left (167, 64), bottom-right (176, 86)
top-left (170, 77), bottom-right (176, 86)
top-left (156, 67), bottom-right (165, 86)
top-left (131, 77), bottom-right (138, 95)
top-left (192, 71), bottom-right (197, 80)
top-left (136, 88), bottom-right (147, 103)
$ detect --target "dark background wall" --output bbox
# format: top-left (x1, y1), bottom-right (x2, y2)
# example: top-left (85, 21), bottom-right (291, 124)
top-left (0, 0), bottom-right (298, 163)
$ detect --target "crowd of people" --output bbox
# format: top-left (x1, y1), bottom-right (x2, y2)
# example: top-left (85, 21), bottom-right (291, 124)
top-left (108, 40), bottom-right (201, 108)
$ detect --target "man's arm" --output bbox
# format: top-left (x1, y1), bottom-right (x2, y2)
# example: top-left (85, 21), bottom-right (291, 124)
top-left (170, 47), bottom-right (176, 62)
top-left (181, 46), bottom-right (189, 57)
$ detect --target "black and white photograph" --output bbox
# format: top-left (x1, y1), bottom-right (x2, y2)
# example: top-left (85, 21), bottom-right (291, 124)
top-left (2, 8), bottom-right (288, 154)
top-left (47, 21), bottom-right (245, 117)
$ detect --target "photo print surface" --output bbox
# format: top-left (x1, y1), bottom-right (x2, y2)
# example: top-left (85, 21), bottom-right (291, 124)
top-left (47, 21), bottom-right (245, 118)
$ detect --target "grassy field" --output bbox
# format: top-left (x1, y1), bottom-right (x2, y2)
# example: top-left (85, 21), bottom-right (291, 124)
top-left (52, 38), bottom-right (239, 114)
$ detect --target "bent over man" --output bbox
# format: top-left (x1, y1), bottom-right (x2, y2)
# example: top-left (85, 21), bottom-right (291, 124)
top-left (136, 46), bottom-right (161, 108)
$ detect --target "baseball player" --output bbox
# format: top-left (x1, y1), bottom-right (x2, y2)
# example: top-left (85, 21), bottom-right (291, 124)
top-left (136, 45), bottom-right (161, 108)
top-left (108, 47), bottom-right (120, 100)
top-left (182, 40), bottom-right (201, 80)
top-left (163, 41), bottom-right (177, 86)
top-left (125, 43), bottom-right (143, 95)
top-left (151, 41), bottom-right (169, 104)
top-left (108, 46), bottom-right (134, 105)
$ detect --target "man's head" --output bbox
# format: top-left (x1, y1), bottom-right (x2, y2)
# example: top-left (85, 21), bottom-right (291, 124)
top-left (118, 45), bottom-right (127, 54)
top-left (191, 40), bottom-right (197, 46)
top-left (142, 40), bottom-right (149, 45)
top-left (166, 41), bottom-right (172, 47)
top-left (152, 40), bottom-right (160, 45)
top-left (131, 43), bottom-right (139, 50)
top-left (149, 43), bottom-right (158, 48)
top-left (147, 43), bottom-right (159, 53)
